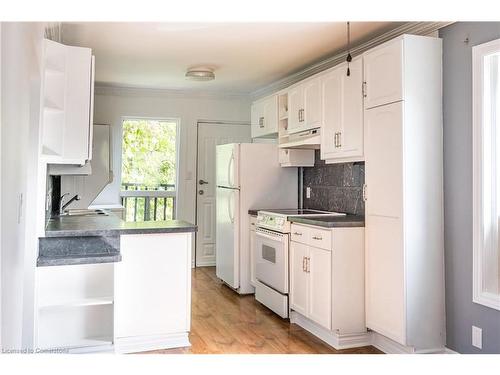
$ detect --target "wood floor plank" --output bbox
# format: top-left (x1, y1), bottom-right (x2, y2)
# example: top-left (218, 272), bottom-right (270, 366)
top-left (144, 266), bottom-right (382, 354)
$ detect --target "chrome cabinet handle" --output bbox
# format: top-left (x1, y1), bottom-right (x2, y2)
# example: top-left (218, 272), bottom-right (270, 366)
top-left (334, 132), bottom-right (338, 147)
top-left (338, 132), bottom-right (342, 148)
top-left (302, 256), bottom-right (307, 272)
top-left (293, 231), bottom-right (302, 236)
top-left (306, 257), bottom-right (310, 273)
top-left (362, 81), bottom-right (367, 98)
top-left (259, 116), bottom-right (265, 128)
top-left (312, 236), bottom-right (323, 240)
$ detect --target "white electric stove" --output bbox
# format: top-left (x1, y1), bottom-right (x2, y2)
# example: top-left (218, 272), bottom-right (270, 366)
top-left (254, 208), bottom-right (345, 318)
top-left (256, 208), bottom-right (345, 233)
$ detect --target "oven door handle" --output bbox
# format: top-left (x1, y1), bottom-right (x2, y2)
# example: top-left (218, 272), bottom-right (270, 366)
top-left (255, 230), bottom-right (285, 242)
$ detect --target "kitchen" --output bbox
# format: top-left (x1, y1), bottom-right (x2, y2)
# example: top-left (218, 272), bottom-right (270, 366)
top-left (1, 6), bottom-right (500, 370)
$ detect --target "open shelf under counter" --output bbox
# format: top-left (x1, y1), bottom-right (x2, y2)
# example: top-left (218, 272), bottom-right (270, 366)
top-left (38, 296), bottom-right (114, 310)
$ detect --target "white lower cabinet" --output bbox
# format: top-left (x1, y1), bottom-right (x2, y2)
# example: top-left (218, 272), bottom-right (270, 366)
top-left (290, 223), bottom-right (365, 335)
top-left (35, 263), bottom-right (114, 352)
top-left (249, 215), bottom-right (257, 286)
top-left (290, 241), bottom-right (310, 317)
top-left (307, 246), bottom-right (332, 329)
top-left (114, 233), bottom-right (192, 353)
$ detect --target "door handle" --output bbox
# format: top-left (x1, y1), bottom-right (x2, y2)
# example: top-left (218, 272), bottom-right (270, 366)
top-left (199, 179), bottom-right (208, 185)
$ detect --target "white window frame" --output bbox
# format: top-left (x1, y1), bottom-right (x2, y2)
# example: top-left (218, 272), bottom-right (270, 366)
top-left (472, 38), bottom-right (500, 311)
top-left (119, 116), bottom-right (181, 219)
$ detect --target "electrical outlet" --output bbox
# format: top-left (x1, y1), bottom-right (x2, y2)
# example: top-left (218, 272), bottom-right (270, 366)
top-left (472, 326), bottom-right (482, 349)
top-left (306, 187), bottom-right (311, 199)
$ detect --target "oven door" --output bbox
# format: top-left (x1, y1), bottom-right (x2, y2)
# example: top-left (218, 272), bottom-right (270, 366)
top-left (255, 227), bottom-right (289, 294)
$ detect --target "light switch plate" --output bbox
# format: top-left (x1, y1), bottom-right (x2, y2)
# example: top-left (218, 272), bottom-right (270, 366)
top-left (306, 187), bottom-right (311, 199)
top-left (472, 326), bottom-right (482, 349)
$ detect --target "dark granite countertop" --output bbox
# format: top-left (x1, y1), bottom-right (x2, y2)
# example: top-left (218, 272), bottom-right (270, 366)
top-left (45, 214), bottom-right (197, 238)
top-left (288, 215), bottom-right (365, 228)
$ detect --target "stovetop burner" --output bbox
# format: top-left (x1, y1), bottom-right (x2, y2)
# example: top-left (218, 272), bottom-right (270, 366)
top-left (256, 209), bottom-right (345, 233)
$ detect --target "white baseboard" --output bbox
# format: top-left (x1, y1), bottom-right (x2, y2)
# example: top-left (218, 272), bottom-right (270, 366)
top-left (370, 332), bottom-right (446, 354)
top-left (290, 311), bottom-right (372, 350)
top-left (290, 311), bottom-right (448, 354)
top-left (194, 260), bottom-right (216, 267)
top-left (371, 332), bottom-right (415, 353)
top-left (114, 333), bottom-right (190, 354)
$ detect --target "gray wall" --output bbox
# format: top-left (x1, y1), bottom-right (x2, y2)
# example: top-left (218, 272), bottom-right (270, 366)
top-left (302, 150), bottom-right (364, 215)
top-left (440, 22), bottom-right (500, 354)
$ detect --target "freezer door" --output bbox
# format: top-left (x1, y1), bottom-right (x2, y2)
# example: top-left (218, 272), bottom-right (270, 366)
top-left (216, 143), bottom-right (239, 188)
top-left (216, 187), bottom-right (240, 289)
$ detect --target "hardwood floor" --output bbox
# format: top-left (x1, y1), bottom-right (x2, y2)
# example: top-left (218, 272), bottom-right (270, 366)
top-left (147, 266), bottom-right (381, 354)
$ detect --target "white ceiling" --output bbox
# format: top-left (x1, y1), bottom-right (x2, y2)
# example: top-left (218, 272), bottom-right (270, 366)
top-left (62, 22), bottom-right (405, 94)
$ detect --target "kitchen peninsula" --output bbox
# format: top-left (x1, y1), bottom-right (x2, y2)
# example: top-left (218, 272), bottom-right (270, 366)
top-left (36, 212), bottom-right (196, 353)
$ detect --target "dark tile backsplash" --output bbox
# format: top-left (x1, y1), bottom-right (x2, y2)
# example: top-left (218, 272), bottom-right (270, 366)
top-left (302, 150), bottom-right (364, 215)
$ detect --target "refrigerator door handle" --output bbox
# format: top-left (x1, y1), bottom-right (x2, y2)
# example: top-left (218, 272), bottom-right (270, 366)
top-left (228, 190), bottom-right (235, 224)
top-left (228, 152), bottom-right (235, 187)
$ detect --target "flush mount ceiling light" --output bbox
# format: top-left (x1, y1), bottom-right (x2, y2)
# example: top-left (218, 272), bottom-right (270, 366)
top-left (185, 67), bottom-right (215, 81)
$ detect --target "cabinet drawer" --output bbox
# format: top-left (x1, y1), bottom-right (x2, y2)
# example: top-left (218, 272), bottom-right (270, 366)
top-left (291, 223), bottom-right (332, 251)
top-left (249, 215), bottom-right (257, 229)
top-left (291, 223), bottom-right (309, 244)
top-left (308, 226), bottom-right (332, 251)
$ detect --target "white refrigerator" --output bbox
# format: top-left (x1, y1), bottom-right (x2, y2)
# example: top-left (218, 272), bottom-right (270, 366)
top-left (216, 143), bottom-right (298, 294)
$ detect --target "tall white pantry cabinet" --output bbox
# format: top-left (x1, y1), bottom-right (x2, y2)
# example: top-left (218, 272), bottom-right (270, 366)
top-left (363, 35), bottom-right (445, 351)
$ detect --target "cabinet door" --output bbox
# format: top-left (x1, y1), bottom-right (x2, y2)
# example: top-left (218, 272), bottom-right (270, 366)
top-left (263, 95), bottom-right (278, 135)
top-left (320, 67), bottom-right (342, 159)
top-left (249, 220), bottom-right (257, 286)
top-left (364, 101), bottom-right (403, 218)
top-left (251, 103), bottom-right (259, 138)
top-left (115, 233), bottom-right (191, 338)
top-left (365, 215), bottom-right (405, 344)
top-left (364, 100), bottom-right (405, 344)
top-left (251, 101), bottom-right (264, 138)
top-left (363, 38), bottom-right (403, 109)
top-left (308, 246), bottom-right (332, 330)
top-left (288, 85), bottom-right (303, 132)
top-left (303, 77), bottom-right (321, 130)
top-left (290, 241), bottom-right (309, 316)
top-left (339, 57), bottom-right (364, 158)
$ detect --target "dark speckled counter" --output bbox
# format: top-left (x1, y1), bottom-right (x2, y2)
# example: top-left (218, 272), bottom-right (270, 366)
top-left (39, 214), bottom-right (197, 266)
top-left (45, 214), bottom-right (197, 237)
top-left (288, 215), bottom-right (365, 228)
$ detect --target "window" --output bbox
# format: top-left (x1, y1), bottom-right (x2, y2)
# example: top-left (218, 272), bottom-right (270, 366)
top-left (120, 118), bottom-right (179, 222)
top-left (473, 38), bottom-right (500, 310)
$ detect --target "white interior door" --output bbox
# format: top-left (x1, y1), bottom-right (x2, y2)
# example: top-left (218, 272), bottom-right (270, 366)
top-left (196, 122), bottom-right (251, 267)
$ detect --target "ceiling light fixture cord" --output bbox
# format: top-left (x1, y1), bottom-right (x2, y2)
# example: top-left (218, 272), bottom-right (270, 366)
top-left (346, 21), bottom-right (352, 77)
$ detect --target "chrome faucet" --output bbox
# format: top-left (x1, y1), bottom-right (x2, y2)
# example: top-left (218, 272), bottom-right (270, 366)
top-left (60, 193), bottom-right (81, 215)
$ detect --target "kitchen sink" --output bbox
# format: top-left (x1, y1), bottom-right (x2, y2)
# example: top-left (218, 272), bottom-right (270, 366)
top-left (60, 209), bottom-right (109, 217)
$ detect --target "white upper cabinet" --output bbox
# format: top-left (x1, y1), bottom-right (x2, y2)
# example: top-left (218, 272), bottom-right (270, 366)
top-left (303, 77), bottom-right (322, 130)
top-left (250, 94), bottom-right (278, 138)
top-left (287, 77), bottom-right (322, 134)
top-left (287, 84), bottom-right (303, 132)
top-left (320, 57), bottom-right (364, 163)
top-left (41, 39), bottom-right (95, 165)
top-left (363, 38), bottom-right (403, 109)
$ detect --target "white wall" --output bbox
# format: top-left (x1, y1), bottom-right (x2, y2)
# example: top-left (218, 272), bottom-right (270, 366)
top-left (92, 87), bottom-right (251, 224)
top-left (1, 22), bottom-right (44, 350)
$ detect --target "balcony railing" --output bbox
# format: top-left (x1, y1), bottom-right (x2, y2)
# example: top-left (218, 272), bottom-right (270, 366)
top-left (120, 183), bottom-right (176, 222)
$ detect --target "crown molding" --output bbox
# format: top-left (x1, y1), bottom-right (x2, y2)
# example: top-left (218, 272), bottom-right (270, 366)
top-left (94, 83), bottom-right (252, 100)
top-left (251, 21), bottom-right (454, 100)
